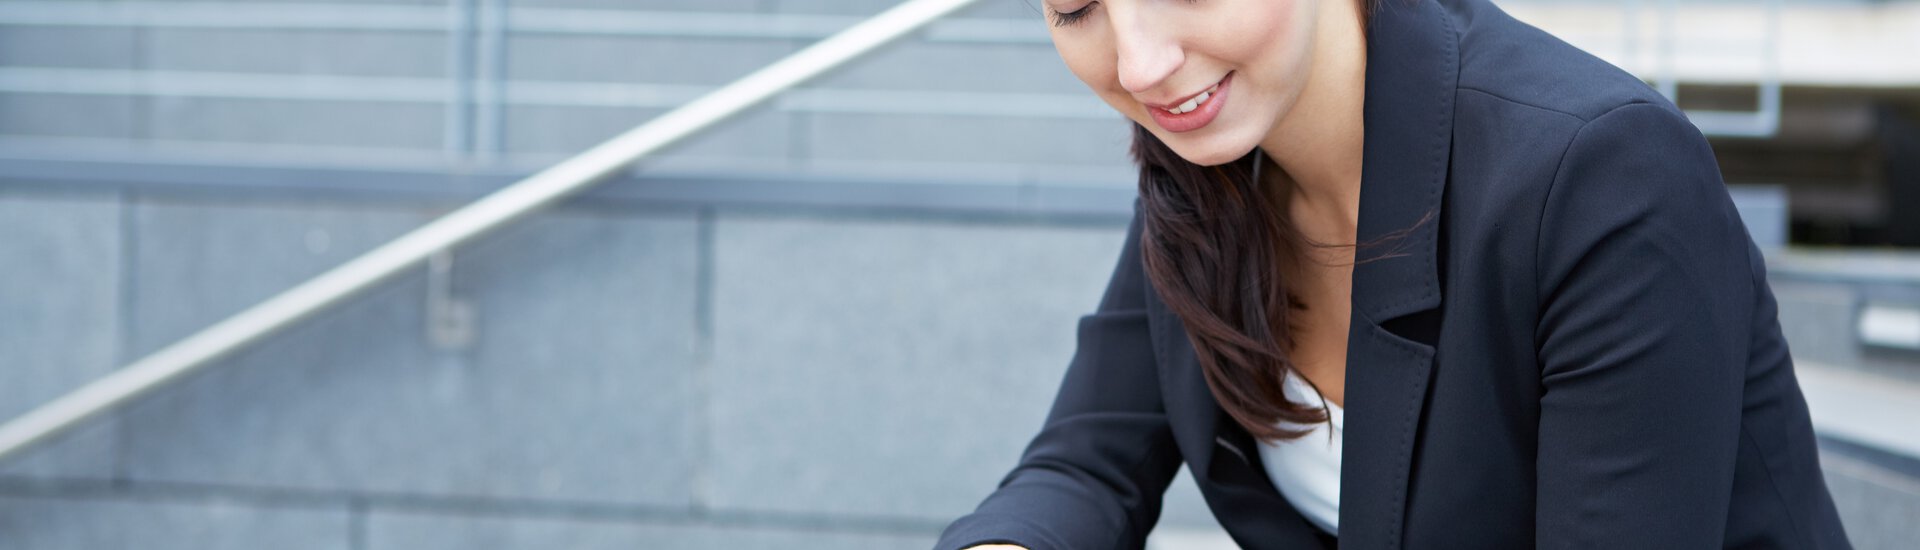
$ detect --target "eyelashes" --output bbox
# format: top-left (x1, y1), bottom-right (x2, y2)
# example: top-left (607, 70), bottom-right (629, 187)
top-left (1048, 1), bottom-right (1201, 29)
top-left (1049, 2), bottom-right (1094, 27)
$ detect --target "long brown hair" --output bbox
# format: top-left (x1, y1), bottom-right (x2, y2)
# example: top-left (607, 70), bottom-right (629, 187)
top-left (1128, 127), bottom-right (1436, 442)
top-left (1130, 128), bottom-right (1317, 442)
top-left (1132, 132), bottom-right (1432, 445)
top-left (1125, 0), bottom-right (1401, 445)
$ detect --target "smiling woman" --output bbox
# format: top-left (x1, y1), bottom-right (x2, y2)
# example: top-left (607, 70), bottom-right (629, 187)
top-left (934, 0), bottom-right (1851, 548)
top-left (1049, 0), bottom-right (1378, 452)
top-left (1047, 0), bottom-right (1350, 166)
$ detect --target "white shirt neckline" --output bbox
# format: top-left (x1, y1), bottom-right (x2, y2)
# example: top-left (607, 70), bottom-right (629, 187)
top-left (1254, 369), bottom-right (1344, 536)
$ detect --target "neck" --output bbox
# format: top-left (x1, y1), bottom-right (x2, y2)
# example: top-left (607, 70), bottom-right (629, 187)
top-left (1258, 0), bottom-right (1368, 243)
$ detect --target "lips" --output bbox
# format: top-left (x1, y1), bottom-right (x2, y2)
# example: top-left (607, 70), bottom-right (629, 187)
top-left (1165, 84), bottom-right (1217, 115)
top-left (1145, 71), bottom-right (1232, 133)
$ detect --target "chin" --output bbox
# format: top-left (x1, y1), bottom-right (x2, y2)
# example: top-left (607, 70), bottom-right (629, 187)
top-left (1139, 113), bottom-right (1261, 168)
top-left (1175, 148), bottom-right (1246, 167)
top-left (1163, 136), bottom-right (1255, 167)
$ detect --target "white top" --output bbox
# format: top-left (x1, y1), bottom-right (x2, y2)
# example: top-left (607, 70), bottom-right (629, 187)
top-left (1254, 369), bottom-right (1344, 536)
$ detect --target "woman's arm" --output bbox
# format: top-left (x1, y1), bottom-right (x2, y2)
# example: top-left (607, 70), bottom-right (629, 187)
top-left (1532, 101), bottom-right (1754, 547)
top-left (934, 201), bottom-right (1184, 550)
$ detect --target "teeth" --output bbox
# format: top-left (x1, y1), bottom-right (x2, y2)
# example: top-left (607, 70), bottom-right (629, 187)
top-left (1174, 96), bottom-right (1200, 114)
top-left (1165, 82), bottom-right (1222, 115)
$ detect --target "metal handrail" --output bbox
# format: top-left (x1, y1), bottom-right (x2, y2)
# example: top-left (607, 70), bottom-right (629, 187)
top-left (0, 0), bottom-right (982, 464)
top-left (1653, 0), bottom-right (1784, 138)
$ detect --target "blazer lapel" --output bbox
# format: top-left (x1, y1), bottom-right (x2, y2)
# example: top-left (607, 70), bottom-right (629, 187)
top-left (1339, 0), bottom-right (1458, 548)
top-left (1145, 1), bottom-right (1457, 546)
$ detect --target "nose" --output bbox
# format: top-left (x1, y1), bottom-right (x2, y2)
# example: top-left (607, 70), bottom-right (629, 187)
top-left (1109, 6), bottom-right (1183, 95)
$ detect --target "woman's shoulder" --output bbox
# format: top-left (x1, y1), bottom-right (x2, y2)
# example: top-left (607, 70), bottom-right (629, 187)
top-left (1436, 0), bottom-right (1718, 208)
top-left (1441, 0), bottom-right (1672, 125)
top-left (1431, 1), bottom-right (1743, 283)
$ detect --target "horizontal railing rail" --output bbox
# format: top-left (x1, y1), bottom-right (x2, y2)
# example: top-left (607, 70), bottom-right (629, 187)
top-left (0, 0), bottom-right (983, 465)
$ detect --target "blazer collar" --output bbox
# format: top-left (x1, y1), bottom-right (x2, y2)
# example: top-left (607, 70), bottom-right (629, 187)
top-left (1334, 3), bottom-right (1459, 546)
top-left (1155, 1), bottom-right (1458, 547)
top-left (1351, 0), bottom-right (1457, 323)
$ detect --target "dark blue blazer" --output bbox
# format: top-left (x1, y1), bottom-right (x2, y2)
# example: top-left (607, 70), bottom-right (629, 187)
top-left (935, 0), bottom-right (1851, 548)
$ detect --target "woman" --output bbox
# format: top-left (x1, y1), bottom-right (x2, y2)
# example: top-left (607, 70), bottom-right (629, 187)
top-left (935, 0), bottom-right (1851, 548)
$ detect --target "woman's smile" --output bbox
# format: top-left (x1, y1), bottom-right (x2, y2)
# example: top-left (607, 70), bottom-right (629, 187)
top-left (1145, 71), bottom-right (1233, 133)
top-left (1042, 0), bottom-right (1320, 165)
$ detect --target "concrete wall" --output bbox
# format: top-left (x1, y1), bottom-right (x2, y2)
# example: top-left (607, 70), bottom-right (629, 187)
top-left (0, 1), bottom-right (1166, 544)
top-left (1, 1), bottom-right (1916, 549)
top-left (4, 188), bottom-right (1914, 550)
top-left (0, 187), bottom-right (1204, 549)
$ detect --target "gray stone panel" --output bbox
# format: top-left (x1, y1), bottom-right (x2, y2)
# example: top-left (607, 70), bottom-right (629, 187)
top-left (708, 213), bottom-right (1129, 519)
top-left (0, 93), bottom-right (136, 139)
top-left (144, 28), bottom-right (447, 78)
top-left (122, 200), bottom-right (431, 353)
top-left (144, 96), bottom-right (442, 150)
top-left (774, 0), bottom-right (891, 15)
top-left (805, 40), bottom-right (1084, 94)
top-left (0, 493), bottom-right (350, 550)
top-left (504, 104), bottom-right (790, 162)
top-left (1822, 454), bottom-right (1920, 550)
top-left (507, 35), bottom-right (797, 85)
top-left (1772, 280), bottom-right (1858, 367)
top-left (779, 0), bottom-right (1041, 18)
top-left (0, 26), bottom-right (138, 69)
top-left (512, 0), bottom-right (764, 11)
top-left (119, 199), bottom-right (436, 493)
top-left (120, 201), bottom-right (701, 506)
top-left (0, 193), bottom-right (121, 479)
top-left (803, 111), bottom-right (1133, 168)
top-left (368, 508), bottom-right (936, 550)
top-left (126, 0), bottom-right (438, 4)
top-left (956, 0), bottom-right (1051, 21)
top-left (447, 208), bottom-right (703, 505)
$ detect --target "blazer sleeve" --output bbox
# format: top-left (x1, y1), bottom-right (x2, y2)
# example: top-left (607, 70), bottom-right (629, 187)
top-left (934, 199), bottom-right (1184, 550)
top-left (1532, 102), bottom-right (1755, 547)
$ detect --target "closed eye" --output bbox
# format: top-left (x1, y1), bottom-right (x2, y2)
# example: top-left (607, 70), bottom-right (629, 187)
top-left (1049, 2), bottom-right (1096, 27)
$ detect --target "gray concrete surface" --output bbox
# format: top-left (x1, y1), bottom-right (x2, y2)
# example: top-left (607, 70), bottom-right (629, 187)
top-left (0, 0), bottom-right (1914, 547)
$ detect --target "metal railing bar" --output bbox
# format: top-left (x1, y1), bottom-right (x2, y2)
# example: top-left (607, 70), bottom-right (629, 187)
top-left (504, 8), bottom-right (852, 39)
top-left (0, 0), bottom-right (984, 464)
top-left (0, 67), bottom-right (451, 103)
top-left (474, 0), bottom-right (509, 160)
top-left (0, 153), bottom-right (1145, 211)
top-left (0, 2), bottom-right (1048, 42)
top-left (1649, 0), bottom-right (1783, 138)
top-left (445, 0), bottom-right (480, 156)
top-left (0, 2), bottom-right (445, 30)
top-left (0, 67), bottom-right (1119, 118)
top-left (776, 88), bottom-right (1112, 118)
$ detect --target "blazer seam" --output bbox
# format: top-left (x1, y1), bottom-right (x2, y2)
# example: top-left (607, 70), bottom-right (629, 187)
top-left (1740, 423), bottom-right (1815, 547)
top-left (1530, 100), bottom-right (1655, 329)
top-left (1456, 86), bottom-right (1594, 124)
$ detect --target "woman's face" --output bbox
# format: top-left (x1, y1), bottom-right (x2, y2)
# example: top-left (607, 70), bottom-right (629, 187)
top-left (1043, 0), bottom-right (1323, 166)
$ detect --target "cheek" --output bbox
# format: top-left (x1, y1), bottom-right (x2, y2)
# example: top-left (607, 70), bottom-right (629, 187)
top-left (1051, 33), bottom-right (1143, 118)
top-left (1053, 38), bottom-right (1110, 92)
top-left (1205, 0), bottom-right (1310, 68)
